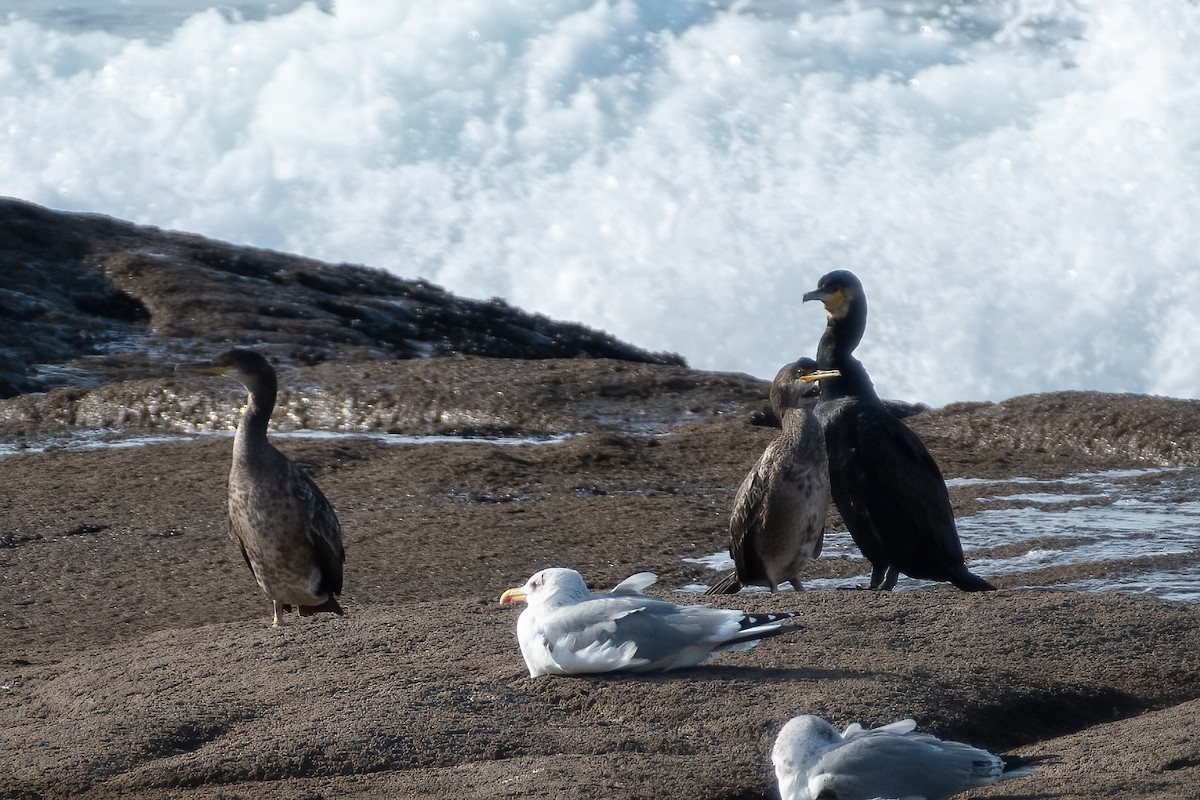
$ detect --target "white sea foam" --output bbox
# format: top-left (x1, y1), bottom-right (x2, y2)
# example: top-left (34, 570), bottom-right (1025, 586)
top-left (4, 0), bottom-right (1199, 404)
top-left (0, 428), bottom-right (572, 457)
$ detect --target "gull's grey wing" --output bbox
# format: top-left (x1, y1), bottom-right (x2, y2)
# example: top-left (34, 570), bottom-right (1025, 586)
top-left (811, 734), bottom-right (1003, 800)
top-left (539, 596), bottom-right (746, 672)
top-left (841, 718), bottom-right (918, 738)
top-left (607, 572), bottom-right (657, 595)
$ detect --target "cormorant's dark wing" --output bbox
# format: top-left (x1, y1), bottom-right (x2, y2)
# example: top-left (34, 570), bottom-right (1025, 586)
top-left (227, 511), bottom-right (258, 578)
top-left (289, 463), bottom-right (345, 596)
top-left (851, 409), bottom-right (967, 580)
top-left (728, 446), bottom-right (774, 586)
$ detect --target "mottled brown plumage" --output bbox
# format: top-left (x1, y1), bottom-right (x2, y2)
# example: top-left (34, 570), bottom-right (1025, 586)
top-left (708, 358), bottom-right (831, 595)
top-left (182, 349), bottom-right (345, 625)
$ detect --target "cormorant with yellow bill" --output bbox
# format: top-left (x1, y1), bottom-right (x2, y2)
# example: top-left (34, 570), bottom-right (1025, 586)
top-left (802, 270), bottom-right (993, 592)
top-left (707, 357), bottom-right (838, 594)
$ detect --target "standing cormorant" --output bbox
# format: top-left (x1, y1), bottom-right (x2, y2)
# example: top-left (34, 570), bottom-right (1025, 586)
top-left (707, 358), bottom-right (838, 595)
top-left (802, 270), bottom-right (993, 591)
top-left (181, 349), bottom-right (346, 625)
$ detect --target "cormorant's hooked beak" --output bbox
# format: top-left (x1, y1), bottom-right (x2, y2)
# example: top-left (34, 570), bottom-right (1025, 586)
top-left (499, 587), bottom-right (528, 605)
top-left (802, 287), bottom-right (844, 311)
top-left (175, 361), bottom-right (230, 377)
top-left (798, 370), bottom-right (841, 383)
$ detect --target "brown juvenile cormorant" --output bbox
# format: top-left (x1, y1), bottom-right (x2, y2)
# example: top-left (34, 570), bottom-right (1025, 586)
top-left (802, 270), bottom-right (993, 591)
top-left (181, 349), bottom-right (346, 624)
top-left (707, 358), bottom-right (838, 594)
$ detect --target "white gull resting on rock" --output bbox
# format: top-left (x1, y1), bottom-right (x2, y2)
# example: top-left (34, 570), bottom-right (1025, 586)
top-left (772, 714), bottom-right (1043, 800)
top-left (498, 568), bottom-right (800, 676)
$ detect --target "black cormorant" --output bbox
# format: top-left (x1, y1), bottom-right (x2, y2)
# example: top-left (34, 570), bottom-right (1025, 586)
top-left (802, 270), bottom-right (993, 591)
top-left (181, 349), bottom-right (346, 624)
top-left (707, 358), bottom-right (838, 594)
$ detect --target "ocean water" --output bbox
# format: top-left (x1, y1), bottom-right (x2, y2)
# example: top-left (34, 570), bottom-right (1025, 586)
top-left (3, 1), bottom-right (1199, 405)
top-left (684, 466), bottom-right (1200, 603)
top-left (0, 428), bottom-right (572, 457)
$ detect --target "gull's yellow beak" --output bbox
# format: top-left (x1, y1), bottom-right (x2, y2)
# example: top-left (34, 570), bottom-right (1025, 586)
top-left (499, 587), bottom-right (527, 605)
top-left (798, 369), bottom-right (841, 383)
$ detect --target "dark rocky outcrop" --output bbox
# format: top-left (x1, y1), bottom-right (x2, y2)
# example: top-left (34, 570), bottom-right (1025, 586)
top-left (0, 197), bottom-right (683, 398)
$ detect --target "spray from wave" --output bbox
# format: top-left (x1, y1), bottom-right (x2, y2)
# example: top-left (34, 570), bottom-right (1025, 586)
top-left (3, 0), bottom-right (1198, 404)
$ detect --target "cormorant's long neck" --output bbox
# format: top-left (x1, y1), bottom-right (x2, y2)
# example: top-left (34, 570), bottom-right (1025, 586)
top-left (817, 353), bottom-right (879, 403)
top-left (815, 299), bottom-right (879, 403)
top-left (815, 294), bottom-right (867, 367)
top-left (235, 378), bottom-right (277, 444)
top-left (781, 398), bottom-right (822, 440)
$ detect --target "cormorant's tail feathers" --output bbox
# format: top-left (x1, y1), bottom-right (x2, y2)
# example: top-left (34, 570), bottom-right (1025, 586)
top-left (704, 571), bottom-right (744, 595)
top-left (950, 567), bottom-right (996, 592)
top-left (299, 596), bottom-right (345, 616)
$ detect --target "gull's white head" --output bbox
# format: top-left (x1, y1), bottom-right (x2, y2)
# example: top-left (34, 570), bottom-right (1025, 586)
top-left (773, 715), bottom-right (844, 800)
top-left (499, 568), bottom-right (591, 611)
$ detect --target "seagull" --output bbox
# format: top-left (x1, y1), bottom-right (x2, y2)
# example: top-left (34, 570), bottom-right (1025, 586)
top-left (772, 714), bottom-right (1043, 800)
top-left (498, 568), bottom-right (800, 676)
top-left (179, 348), bottom-right (345, 626)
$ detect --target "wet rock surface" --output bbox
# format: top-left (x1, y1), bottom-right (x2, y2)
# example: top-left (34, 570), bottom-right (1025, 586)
top-left (1, 202), bottom-right (1198, 799)
top-left (3, 357), bottom-right (1199, 800)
